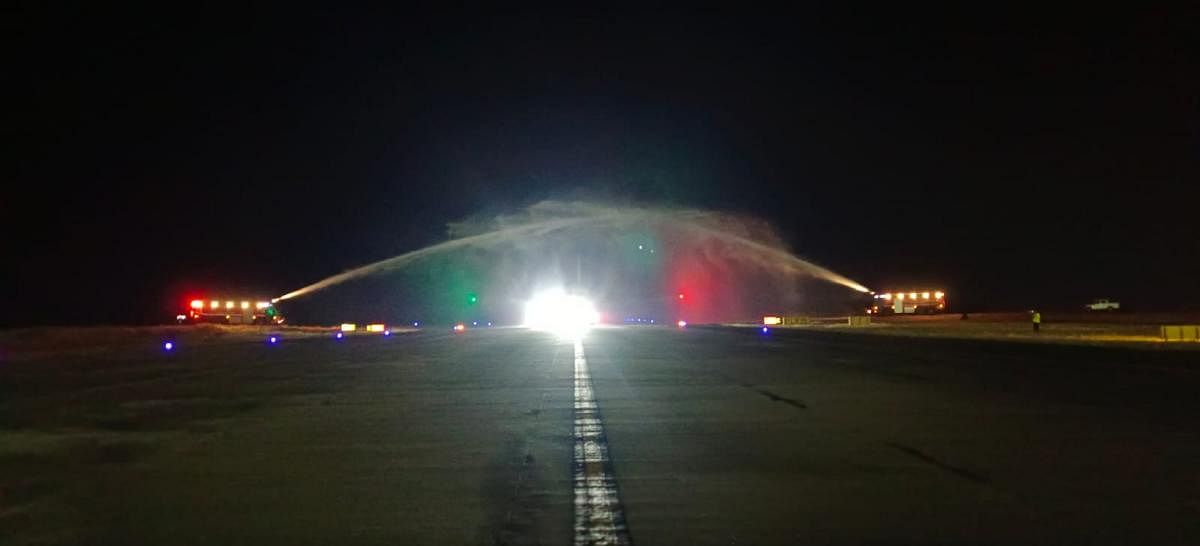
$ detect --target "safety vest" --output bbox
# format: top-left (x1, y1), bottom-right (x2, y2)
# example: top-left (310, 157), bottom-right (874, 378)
top-left (1032, 312), bottom-right (1041, 324)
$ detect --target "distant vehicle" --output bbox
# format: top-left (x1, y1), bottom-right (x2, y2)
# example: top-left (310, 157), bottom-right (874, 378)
top-left (1085, 298), bottom-right (1120, 311)
top-left (181, 298), bottom-right (283, 325)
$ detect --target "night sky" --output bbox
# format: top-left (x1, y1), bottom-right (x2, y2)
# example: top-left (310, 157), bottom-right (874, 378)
top-left (7, 7), bottom-right (1198, 326)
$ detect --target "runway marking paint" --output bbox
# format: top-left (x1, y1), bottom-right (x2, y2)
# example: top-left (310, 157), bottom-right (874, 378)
top-left (572, 340), bottom-right (631, 546)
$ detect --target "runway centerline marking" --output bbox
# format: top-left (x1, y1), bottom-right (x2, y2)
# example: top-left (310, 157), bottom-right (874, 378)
top-left (572, 339), bottom-right (631, 546)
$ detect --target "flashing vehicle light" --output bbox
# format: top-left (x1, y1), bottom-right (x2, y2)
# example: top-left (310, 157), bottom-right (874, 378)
top-left (935, 291), bottom-right (945, 299)
top-left (366, 324), bottom-right (385, 333)
top-left (763, 316), bottom-right (782, 325)
top-left (896, 293), bottom-right (905, 300)
top-left (225, 301), bottom-right (235, 309)
top-left (909, 292), bottom-right (917, 300)
top-left (163, 341), bottom-right (174, 351)
top-left (190, 300), bottom-right (204, 309)
top-left (486, 321), bottom-right (493, 327)
top-left (677, 320), bottom-right (687, 328)
top-left (453, 323), bottom-right (466, 332)
top-left (922, 292), bottom-right (930, 300)
top-left (240, 301), bottom-right (250, 309)
top-left (211, 300), bottom-right (219, 309)
top-left (340, 323), bottom-right (356, 332)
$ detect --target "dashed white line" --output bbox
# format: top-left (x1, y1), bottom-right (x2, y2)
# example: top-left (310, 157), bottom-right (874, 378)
top-left (572, 339), bottom-right (631, 546)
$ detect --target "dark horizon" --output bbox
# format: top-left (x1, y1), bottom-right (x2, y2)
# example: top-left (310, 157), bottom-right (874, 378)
top-left (7, 7), bottom-right (1199, 327)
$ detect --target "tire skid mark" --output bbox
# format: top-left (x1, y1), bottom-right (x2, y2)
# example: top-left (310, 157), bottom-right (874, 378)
top-left (885, 442), bottom-right (989, 484)
top-left (743, 384), bottom-right (807, 409)
top-left (573, 340), bottom-right (632, 546)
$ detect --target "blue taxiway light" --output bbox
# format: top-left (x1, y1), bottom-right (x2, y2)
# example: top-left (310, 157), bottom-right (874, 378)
top-left (163, 341), bottom-right (174, 351)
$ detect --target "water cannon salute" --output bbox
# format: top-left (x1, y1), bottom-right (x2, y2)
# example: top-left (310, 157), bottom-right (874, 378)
top-left (6, 8), bottom-right (1199, 545)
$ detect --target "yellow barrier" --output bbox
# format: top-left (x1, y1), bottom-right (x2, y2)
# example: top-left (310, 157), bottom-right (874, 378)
top-left (1161, 325), bottom-right (1200, 342)
top-left (763, 316), bottom-right (812, 325)
top-left (848, 316), bottom-right (872, 327)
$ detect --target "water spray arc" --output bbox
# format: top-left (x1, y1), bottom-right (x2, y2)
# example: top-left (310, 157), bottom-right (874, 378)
top-left (273, 201), bottom-right (870, 304)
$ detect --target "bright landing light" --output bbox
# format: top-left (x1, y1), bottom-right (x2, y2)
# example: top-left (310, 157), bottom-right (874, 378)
top-left (524, 290), bottom-right (599, 338)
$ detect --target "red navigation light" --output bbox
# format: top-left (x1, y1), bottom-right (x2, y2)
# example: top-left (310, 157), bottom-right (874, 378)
top-left (190, 299), bottom-right (204, 309)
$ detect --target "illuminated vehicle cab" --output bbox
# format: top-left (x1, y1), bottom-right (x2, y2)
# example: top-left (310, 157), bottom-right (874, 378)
top-left (184, 298), bottom-right (283, 325)
top-left (869, 290), bottom-right (947, 315)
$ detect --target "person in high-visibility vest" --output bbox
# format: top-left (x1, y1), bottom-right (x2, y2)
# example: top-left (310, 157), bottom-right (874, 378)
top-left (1031, 310), bottom-right (1042, 332)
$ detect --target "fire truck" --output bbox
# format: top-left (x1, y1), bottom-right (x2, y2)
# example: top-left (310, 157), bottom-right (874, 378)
top-left (181, 298), bottom-right (283, 325)
top-left (869, 290), bottom-right (947, 315)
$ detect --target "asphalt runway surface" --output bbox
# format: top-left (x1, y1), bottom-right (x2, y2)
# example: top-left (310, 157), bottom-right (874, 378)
top-left (2, 326), bottom-right (1198, 545)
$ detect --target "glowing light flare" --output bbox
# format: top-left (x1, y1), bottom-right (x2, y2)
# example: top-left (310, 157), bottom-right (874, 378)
top-left (909, 292), bottom-right (917, 300)
top-left (677, 320), bottom-right (688, 328)
top-left (453, 323), bottom-right (466, 332)
top-left (340, 323), bottom-right (357, 332)
top-left (225, 301), bottom-right (235, 310)
top-left (761, 326), bottom-right (770, 334)
top-left (255, 302), bottom-right (269, 309)
top-left (163, 341), bottom-right (174, 351)
top-left (523, 290), bottom-right (599, 338)
top-left (190, 300), bottom-right (204, 309)
top-left (922, 292), bottom-right (930, 300)
top-left (210, 300), bottom-right (219, 309)
top-left (935, 291), bottom-right (945, 299)
top-left (241, 301), bottom-right (250, 309)
top-left (763, 316), bottom-right (782, 325)
top-left (383, 330), bottom-right (391, 336)
top-left (365, 324), bottom-right (385, 333)
top-left (335, 332), bottom-right (344, 340)
top-left (268, 336), bottom-right (279, 344)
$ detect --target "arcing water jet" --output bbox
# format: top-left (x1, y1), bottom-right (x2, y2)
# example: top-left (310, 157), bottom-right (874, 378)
top-left (273, 201), bottom-right (869, 309)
